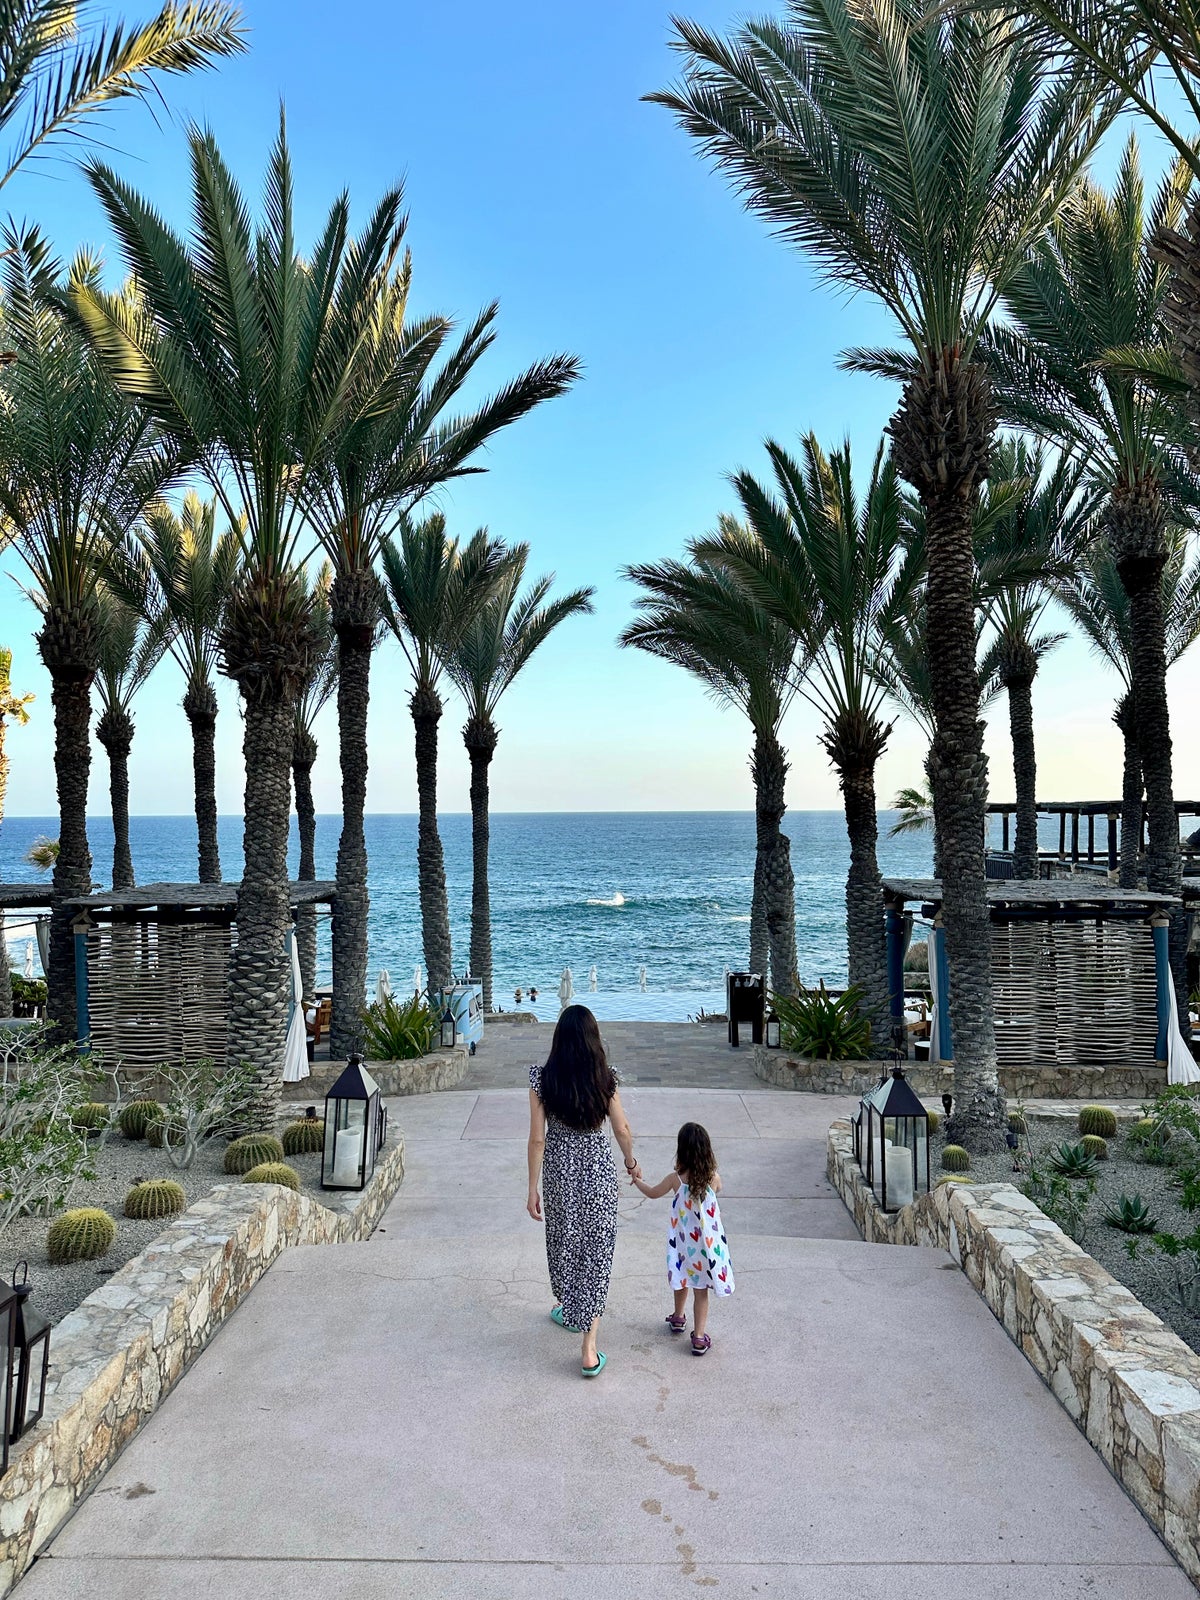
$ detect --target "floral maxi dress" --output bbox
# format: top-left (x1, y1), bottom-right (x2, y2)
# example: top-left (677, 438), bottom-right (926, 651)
top-left (530, 1064), bottom-right (619, 1330)
top-left (668, 1181), bottom-right (734, 1295)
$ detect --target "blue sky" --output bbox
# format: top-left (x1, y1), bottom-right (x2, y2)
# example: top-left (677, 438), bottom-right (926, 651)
top-left (0, 0), bottom-right (1194, 818)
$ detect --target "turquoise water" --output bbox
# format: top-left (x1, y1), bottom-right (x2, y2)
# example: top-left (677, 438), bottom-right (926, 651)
top-left (0, 812), bottom-right (933, 1020)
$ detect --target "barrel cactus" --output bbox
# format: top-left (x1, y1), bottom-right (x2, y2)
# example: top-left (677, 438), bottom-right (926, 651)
top-left (124, 1179), bottom-right (187, 1220)
top-left (1008, 1111), bottom-right (1028, 1137)
top-left (282, 1117), bottom-right (325, 1156)
top-left (223, 1134), bottom-right (285, 1175)
top-left (119, 1099), bottom-right (160, 1141)
top-left (1079, 1105), bottom-right (1117, 1140)
top-left (47, 1207), bottom-right (117, 1263)
top-left (146, 1113), bottom-right (184, 1149)
top-left (1130, 1116), bottom-right (1171, 1147)
top-left (923, 1108), bottom-right (940, 1136)
top-left (936, 1172), bottom-right (974, 1188)
top-left (941, 1145), bottom-right (970, 1173)
top-left (1081, 1134), bottom-right (1109, 1161)
top-left (243, 1161), bottom-right (300, 1192)
top-left (70, 1102), bottom-right (110, 1134)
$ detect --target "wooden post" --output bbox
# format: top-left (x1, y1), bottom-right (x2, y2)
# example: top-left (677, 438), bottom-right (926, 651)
top-left (1071, 810), bottom-right (1080, 863)
top-left (1108, 812), bottom-right (1118, 872)
top-left (1087, 812), bottom-right (1095, 863)
top-left (1002, 812), bottom-right (1010, 851)
top-left (1059, 813), bottom-right (1066, 857)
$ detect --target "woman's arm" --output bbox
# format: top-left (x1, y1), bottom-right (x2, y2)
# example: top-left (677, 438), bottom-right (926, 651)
top-left (526, 1088), bottom-right (546, 1220)
top-left (632, 1171), bottom-right (680, 1200)
top-left (607, 1089), bottom-right (640, 1180)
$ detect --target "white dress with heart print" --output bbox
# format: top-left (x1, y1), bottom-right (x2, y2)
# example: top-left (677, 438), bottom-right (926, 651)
top-left (667, 1179), bottom-right (734, 1295)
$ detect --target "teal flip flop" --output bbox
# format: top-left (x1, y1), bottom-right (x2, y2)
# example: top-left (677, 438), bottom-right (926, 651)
top-left (550, 1305), bottom-right (580, 1331)
top-left (582, 1352), bottom-right (607, 1379)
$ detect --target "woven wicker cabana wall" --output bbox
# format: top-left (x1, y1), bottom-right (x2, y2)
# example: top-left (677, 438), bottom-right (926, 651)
top-left (990, 918), bottom-right (1158, 1070)
top-left (84, 916), bottom-right (234, 1071)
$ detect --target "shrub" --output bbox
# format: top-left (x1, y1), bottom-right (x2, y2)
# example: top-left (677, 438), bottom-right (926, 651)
top-left (1022, 1171), bottom-right (1096, 1243)
top-left (0, 1034), bottom-right (101, 1227)
top-left (69, 1102), bottom-right (110, 1134)
top-left (941, 1145), bottom-right (970, 1173)
top-left (1048, 1141), bottom-right (1098, 1179)
top-left (47, 1207), bottom-right (116, 1263)
top-left (282, 1117), bottom-right (325, 1156)
top-left (124, 1179), bottom-right (187, 1220)
top-left (361, 993), bottom-right (436, 1061)
top-left (1103, 1193), bottom-right (1158, 1234)
top-left (10, 972), bottom-right (47, 1015)
top-left (1081, 1134), bottom-right (1109, 1161)
top-left (224, 1134), bottom-right (285, 1175)
top-left (144, 1059), bottom-right (261, 1170)
top-left (243, 1161), bottom-right (300, 1191)
top-left (118, 1099), bottom-right (160, 1140)
top-left (1079, 1105), bottom-right (1118, 1140)
top-left (771, 983), bottom-right (872, 1061)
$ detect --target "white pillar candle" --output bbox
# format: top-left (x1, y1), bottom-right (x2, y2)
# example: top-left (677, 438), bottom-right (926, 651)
top-left (332, 1126), bottom-right (363, 1185)
top-left (885, 1148), bottom-right (915, 1209)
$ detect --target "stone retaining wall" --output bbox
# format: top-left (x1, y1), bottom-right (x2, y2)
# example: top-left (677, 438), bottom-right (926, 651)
top-left (284, 1043), bottom-right (467, 1101)
top-left (0, 1136), bottom-right (405, 1596)
top-left (758, 1047), bottom-right (1164, 1102)
top-left (826, 1121), bottom-right (1200, 1585)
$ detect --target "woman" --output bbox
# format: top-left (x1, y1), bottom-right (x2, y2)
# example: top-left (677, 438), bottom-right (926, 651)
top-left (527, 1004), bottom-right (639, 1377)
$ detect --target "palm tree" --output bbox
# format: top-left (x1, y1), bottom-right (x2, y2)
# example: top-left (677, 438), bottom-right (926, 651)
top-left (651, 0), bottom-right (1111, 1147)
top-left (379, 515), bottom-right (509, 996)
top-left (139, 493), bottom-right (240, 882)
top-left (0, 229), bottom-right (180, 1036)
top-left (0, 1), bottom-right (244, 193)
top-left (299, 251), bottom-right (579, 1059)
top-left (1058, 532), bottom-right (1200, 885)
top-left (93, 577), bottom-right (168, 888)
top-left (621, 553), bottom-right (801, 995)
top-left (984, 140), bottom-right (1196, 1005)
top-left (293, 563), bottom-right (337, 1005)
top-left (974, 442), bottom-right (1094, 877)
top-left (446, 547), bottom-right (594, 1011)
top-left (74, 121), bottom-right (415, 1122)
top-left (692, 436), bottom-right (913, 1044)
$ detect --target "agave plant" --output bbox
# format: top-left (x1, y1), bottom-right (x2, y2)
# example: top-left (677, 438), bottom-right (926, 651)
top-left (1103, 1193), bottom-right (1159, 1234)
top-left (361, 993), bottom-right (435, 1063)
top-left (1047, 1141), bottom-right (1099, 1180)
top-left (771, 982), bottom-right (872, 1061)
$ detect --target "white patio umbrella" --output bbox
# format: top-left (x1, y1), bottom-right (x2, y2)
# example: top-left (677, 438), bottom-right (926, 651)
top-left (282, 930), bottom-right (310, 1084)
top-left (558, 967), bottom-right (574, 1009)
top-left (376, 969), bottom-right (393, 1005)
top-left (413, 965), bottom-right (424, 996)
top-left (638, 965), bottom-right (647, 992)
top-left (23, 941), bottom-right (33, 980)
top-left (588, 965), bottom-right (597, 992)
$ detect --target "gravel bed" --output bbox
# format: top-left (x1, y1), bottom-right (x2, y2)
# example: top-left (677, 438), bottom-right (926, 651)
top-left (932, 1121), bottom-right (1200, 1356)
top-left (0, 1126), bottom-right (329, 1330)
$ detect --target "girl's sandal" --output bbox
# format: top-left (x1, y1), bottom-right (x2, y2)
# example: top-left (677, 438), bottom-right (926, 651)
top-left (665, 1313), bottom-right (687, 1334)
top-left (691, 1333), bottom-right (711, 1356)
top-left (582, 1352), bottom-right (607, 1378)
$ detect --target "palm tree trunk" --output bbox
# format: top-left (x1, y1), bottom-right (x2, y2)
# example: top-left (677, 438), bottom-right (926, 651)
top-left (1004, 667), bottom-right (1039, 879)
top-left (96, 705), bottom-right (135, 890)
top-left (37, 605), bottom-right (97, 1040)
top-left (891, 357), bottom-right (1004, 1152)
top-left (923, 748), bottom-right (944, 880)
top-left (464, 715), bottom-right (498, 1011)
top-left (1114, 693), bottom-right (1142, 889)
top-left (839, 754), bottom-right (890, 1047)
top-left (412, 682), bottom-right (453, 995)
top-left (228, 694), bottom-right (294, 1128)
top-left (293, 726), bottom-right (318, 1005)
top-left (1110, 486), bottom-right (1188, 1022)
top-left (184, 682), bottom-right (220, 883)
top-left (749, 844), bottom-right (768, 979)
top-left (751, 729), bottom-right (796, 995)
top-left (330, 570), bottom-right (376, 1059)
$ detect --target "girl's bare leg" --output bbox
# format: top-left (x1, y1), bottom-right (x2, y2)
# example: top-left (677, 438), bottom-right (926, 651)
top-left (673, 1287), bottom-right (688, 1319)
top-left (582, 1316), bottom-right (601, 1369)
top-left (692, 1288), bottom-right (710, 1339)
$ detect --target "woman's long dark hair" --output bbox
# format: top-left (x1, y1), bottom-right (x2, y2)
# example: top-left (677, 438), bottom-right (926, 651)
top-left (676, 1122), bottom-right (717, 1195)
top-left (538, 1005), bottom-right (617, 1130)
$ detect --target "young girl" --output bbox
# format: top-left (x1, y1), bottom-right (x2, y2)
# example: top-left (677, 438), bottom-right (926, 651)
top-left (631, 1121), bottom-right (734, 1355)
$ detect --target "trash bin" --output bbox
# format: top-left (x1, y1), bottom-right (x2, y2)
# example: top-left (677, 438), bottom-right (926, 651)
top-left (726, 972), bottom-right (764, 1047)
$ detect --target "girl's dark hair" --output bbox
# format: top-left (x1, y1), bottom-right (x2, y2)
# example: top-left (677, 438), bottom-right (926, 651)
top-left (538, 1005), bottom-right (617, 1131)
top-left (676, 1122), bottom-right (717, 1195)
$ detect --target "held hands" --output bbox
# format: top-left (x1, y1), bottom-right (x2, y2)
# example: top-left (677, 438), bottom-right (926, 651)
top-left (527, 1187), bottom-right (543, 1222)
top-left (625, 1159), bottom-right (642, 1185)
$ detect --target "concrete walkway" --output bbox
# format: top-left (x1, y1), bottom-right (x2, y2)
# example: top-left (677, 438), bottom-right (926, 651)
top-left (15, 1082), bottom-right (1194, 1597)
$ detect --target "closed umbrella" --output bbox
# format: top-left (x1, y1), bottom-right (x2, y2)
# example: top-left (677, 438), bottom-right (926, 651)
top-left (558, 967), bottom-right (574, 1009)
top-left (23, 941), bottom-right (33, 980)
top-left (588, 965), bottom-right (597, 992)
top-left (638, 965), bottom-right (647, 992)
top-left (413, 965), bottom-right (424, 997)
top-left (376, 969), bottom-right (393, 1005)
top-left (282, 930), bottom-right (310, 1084)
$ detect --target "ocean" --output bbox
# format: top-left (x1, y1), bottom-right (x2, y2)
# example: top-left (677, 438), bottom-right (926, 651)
top-left (0, 811), bottom-right (934, 1021)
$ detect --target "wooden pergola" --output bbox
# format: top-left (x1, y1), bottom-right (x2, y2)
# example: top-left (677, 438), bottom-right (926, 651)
top-left (986, 800), bottom-right (1200, 871)
top-left (66, 882), bottom-right (337, 1068)
top-left (883, 878), bottom-right (1179, 1072)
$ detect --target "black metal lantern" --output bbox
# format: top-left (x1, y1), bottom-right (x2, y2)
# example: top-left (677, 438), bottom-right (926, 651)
top-left (866, 1067), bottom-right (931, 1213)
top-left (321, 1055), bottom-right (383, 1191)
top-left (765, 1007), bottom-right (781, 1049)
top-left (8, 1262), bottom-right (49, 1442)
top-left (0, 1274), bottom-right (18, 1476)
top-left (439, 1003), bottom-right (457, 1050)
